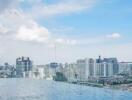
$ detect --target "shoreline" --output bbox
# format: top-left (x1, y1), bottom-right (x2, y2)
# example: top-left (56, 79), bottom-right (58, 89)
top-left (1, 78), bottom-right (132, 92)
top-left (64, 81), bottom-right (132, 92)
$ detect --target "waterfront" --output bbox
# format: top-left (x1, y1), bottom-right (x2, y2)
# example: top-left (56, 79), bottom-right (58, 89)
top-left (0, 79), bottom-right (132, 100)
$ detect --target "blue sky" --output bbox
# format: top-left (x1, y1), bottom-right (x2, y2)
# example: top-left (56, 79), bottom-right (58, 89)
top-left (31, 0), bottom-right (132, 41)
top-left (0, 0), bottom-right (132, 64)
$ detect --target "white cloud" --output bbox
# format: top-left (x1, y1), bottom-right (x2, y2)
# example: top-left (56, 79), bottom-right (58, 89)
top-left (0, 7), bottom-right (51, 43)
top-left (1, 9), bottom-right (32, 28)
top-left (107, 33), bottom-right (121, 39)
top-left (31, 0), bottom-right (97, 17)
top-left (55, 38), bottom-right (78, 45)
top-left (0, 7), bottom-right (78, 46)
top-left (71, 33), bottom-right (122, 45)
top-left (16, 20), bottom-right (50, 42)
top-left (0, 24), bottom-right (9, 34)
top-left (0, 0), bottom-right (99, 46)
top-left (0, 0), bottom-right (19, 14)
top-left (3, 9), bottom-right (24, 20)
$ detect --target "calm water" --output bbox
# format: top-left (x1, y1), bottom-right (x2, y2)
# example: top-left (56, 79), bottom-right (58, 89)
top-left (0, 79), bottom-right (132, 100)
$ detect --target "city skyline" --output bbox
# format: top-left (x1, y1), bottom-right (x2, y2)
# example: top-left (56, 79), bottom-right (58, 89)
top-left (0, 0), bottom-right (132, 64)
top-left (1, 56), bottom-right (132, 84)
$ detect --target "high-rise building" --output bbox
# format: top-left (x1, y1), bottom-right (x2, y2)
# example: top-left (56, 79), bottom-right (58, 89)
top-left (95, 62), bottom-right (113, 77)
top-left (77, 59), bottom-right (87, 80)
top-left (50, 62), bottom-right (58, 68)
top-left (103, 58), bottom-right (118, 75)
top-left (88, 58), bottom-right (95, 77)
top-left (49, 62), bottom-right (58, 76)
top-left (118, 62), bottom-right (132, 75)
top-left (16, 57), bottom-right (33, 78)
top-left (63, 63), bottom-right (77, 82)
top-left (76, 58), bottom-right (95, 81)
top-left (94, 57), bottom-right (118, 77)
top-left (96, 56), bottom-right (102, 63)
top-left (0, 63), bottom-right (15, 78)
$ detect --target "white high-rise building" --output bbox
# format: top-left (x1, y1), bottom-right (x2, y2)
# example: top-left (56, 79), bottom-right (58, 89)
top-left (94, 57), bottom-right (118, 78)
top-left (31, 65), bottom-right (46, 79)
top-left (76, 58), bottom-right (95, 81)
top-left (63, 63), bottom-right (78, 82)
top-left (95, 62), bottom-right (113, 77)
top-left (118, 62), bottom-right (132, 75)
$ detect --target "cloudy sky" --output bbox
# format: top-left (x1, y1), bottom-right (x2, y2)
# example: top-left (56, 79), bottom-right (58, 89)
top-left (0, 0), bottom-right (132, 65)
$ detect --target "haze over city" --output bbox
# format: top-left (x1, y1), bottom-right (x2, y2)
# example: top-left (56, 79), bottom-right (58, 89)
top-left (0, 0), bottom-right (132, 64)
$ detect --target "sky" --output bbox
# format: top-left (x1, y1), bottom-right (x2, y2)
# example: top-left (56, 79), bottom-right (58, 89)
top-left (0, 0), bottom-right (132, 65)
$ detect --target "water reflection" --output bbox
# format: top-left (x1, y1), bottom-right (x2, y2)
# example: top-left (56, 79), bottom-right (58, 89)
top-left (0, 79), bottom-right (132, 100)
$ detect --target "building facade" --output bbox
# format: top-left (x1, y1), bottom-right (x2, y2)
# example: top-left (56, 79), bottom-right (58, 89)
top-left (16, 57), bottom-right (33, 78)
top-left (76, 58), bottom-right (95, 81)
top-left (118, 62), bottom-right (132, 75)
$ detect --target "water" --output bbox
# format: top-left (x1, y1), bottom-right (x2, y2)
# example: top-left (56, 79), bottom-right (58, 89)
top-left (0, 79), bottom-right (132, 100)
